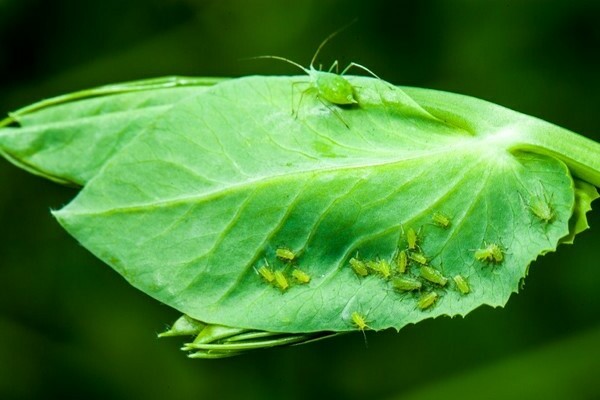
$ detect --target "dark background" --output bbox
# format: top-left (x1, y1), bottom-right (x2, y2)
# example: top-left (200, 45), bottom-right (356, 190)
top-left (1, 1), bottom-right (599, 399)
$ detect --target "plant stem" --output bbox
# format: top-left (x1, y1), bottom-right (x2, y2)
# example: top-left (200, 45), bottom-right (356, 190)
top-left (510, 120), bottom-right (600, 188)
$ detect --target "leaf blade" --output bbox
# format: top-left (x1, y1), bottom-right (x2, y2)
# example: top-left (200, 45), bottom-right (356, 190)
top-left (0, 77), bottom-right (223, 185)
top-left (54, 76), bottom-right (579, 333)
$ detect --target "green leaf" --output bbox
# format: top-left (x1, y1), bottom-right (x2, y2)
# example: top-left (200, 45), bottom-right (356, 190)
top-left (0, 76), bottom-right (223, 185)
top-left (563, 180), bottom-right (599, 244)
top-left (51, 75), bottom-right (599, 336)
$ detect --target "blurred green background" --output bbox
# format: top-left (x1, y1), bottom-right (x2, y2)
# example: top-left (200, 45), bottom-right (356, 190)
top-left (1, 0), bottom-right (599, 399)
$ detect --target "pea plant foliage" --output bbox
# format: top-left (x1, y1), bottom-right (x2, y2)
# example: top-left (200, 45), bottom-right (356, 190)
top-left (1, 73), bottom-right (599, 359)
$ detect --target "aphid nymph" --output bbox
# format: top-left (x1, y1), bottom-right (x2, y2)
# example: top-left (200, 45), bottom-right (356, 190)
top-left (392, 276), bottom-right (422, 292)
top-left (276, 247), bottom-right (296, 262)
top-left (292, 268), bottom-right (311, 284)
top-left (418, 292), bottom-right (439, 310)
top-left (257, 260), bottom-right (275, 284)
top-left (474, 242), bottom-right (504, 264)
top-left (409, 251), bottom-right (428, 266)
top-left (529, 192), bottom-right (555, 224)
top-left (405, 226), bottom-right (421, 251)
top-left (367, 258), bottom-right (392, 279)
top-left (453, 275), bottom-right (470, 295)
top-left (351, 311), bottom-right (370, 331)
top-left (419, 266), bottom-right (448, 286)
top-left (349, 256), bottom-right (369, 277)
top-left (350, 311), bottom-right (371, 346)
top-left (394, 249), bottom-right (408, 274)
top-left (274, 270), bottom-right (289, 291)
top-left (432, 212), bottom-right (451, 228)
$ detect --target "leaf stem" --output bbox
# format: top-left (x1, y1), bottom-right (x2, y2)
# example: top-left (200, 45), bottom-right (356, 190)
top-left (510, 121), bottom-right (600, 188)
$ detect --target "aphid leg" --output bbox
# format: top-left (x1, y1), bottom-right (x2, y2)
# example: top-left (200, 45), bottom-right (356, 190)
top-left (316, 96), bottom-right (350, 129)
top-left (328, 60), bottom-right (340, 74)
top-left (360, 328), bottom-right (368, 348)
top-left (291, 81), bottom-right (310, 118)
top-left (341, 62), bottom-right (382, 80)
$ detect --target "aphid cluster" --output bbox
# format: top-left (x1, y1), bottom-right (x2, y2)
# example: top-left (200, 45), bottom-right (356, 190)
top-left (343, 213), bottom-right (492, 331)
top-left (346, 221), bottom-right (474, 321)
top-left (256, 247), bottom-right (311, 292)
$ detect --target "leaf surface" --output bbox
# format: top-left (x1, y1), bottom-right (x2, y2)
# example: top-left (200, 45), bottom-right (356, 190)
top-left (0, 77), bottom-right (222, 185)
top-left (53, 76), bottom-right (593, 332)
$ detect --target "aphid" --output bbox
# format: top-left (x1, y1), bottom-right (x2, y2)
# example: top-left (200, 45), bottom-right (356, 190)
top-left (405, 227), bottom-right (420, 250)
top-left (394, 249), bottom-right (408, 274)
top-left (350, 311), bottom-right (371, 346)
top-left (418, 292), bottom-right (439, 310)
top-left (274, 270), bottom-right (289, 291)
top-left (409, 251), bottom-right (428, 266)
top-left (529, 193), bottom-right (554, 223)
top-left (474, 242), bottom-right (504, 264)
top-left (276, 247), bottom-right (296, 262)
top-left (392, 276), bottom-right (422, 292)
top-left (367, 259), bottom-right (392, 279)
top-left (257, 263), bottom-right (275, 284)
top-left (453, 275), bottom-right (470, 295)
top-left (349, 257), bottom-right (369, 277)
top-left (292, 268), bottom-right (311, 284)
top-left (351, 311), bottom-right (370, 331)
top-left (419, 266), bottom-right (448, 286)
top-left (253, 25), bottom-right (381, 126)
top-left (432, 212), bottom-right (451, 228)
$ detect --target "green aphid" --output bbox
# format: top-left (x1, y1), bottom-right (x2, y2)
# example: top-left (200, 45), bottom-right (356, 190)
top-left (529, 193), bottom-right (555, 223)
top-left (419, 266), bottom-right (448, 286)
top-left (252, 25), bottom-right (381, 128)
top-left (274, 270), bottom-right (289, 292)
top-left (367, 259), bottom-right (392, 279)
top-left (351, 311), bottom-right (370, 331)
top-left (453, 275), bottom-right (470, 295)
top-left (474, 242), bottom-right (504, 264)
top-left (257, 265), bottom-right (275, 284)
top-left (276, 247), bottom-right (296, 262)
top-left (418, 292), bottom-right (439, 310)
top-left (392, 276), bottom-right (422, 292)
top-left (409, 251), bottom-right (428, 266)
top-left (394, 250), bottom-right (408, 274)
top-left (349, 257), bottom-right (369, 277)
top-left (432, 212), bottom-right (451, 228)
top-left (292, 268), bottom-right (311, 284)
top-left (406, 227), bottom-right (419, 250)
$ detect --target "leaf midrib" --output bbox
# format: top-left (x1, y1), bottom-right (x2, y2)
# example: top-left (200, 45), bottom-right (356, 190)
top-left (57, 143), bottom-right (496, 215)
top-left (59, 139), bottom-right (503, 217)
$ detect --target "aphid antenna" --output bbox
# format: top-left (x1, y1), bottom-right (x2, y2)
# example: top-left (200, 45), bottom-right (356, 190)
top-left (341, 62), bottom-right (383, 80)
top-left (535, 180), bottom-right (553, 198)
top-left (318, 98), bottom-right (351, 128)
top-left (468, 239), bottom-right (491, 252)
top-left (308, 21), bottom-right (381, 81)
top-left (309, 19), bottom-right (358, 69)
top-left (516, 190), bottom-right (527, 207)
top-left (247, 55), bottom-right (309, 74)
top-left (533, 182), bottom-right (555, 214)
